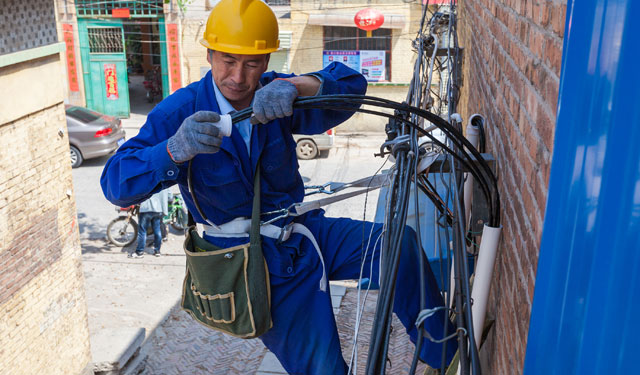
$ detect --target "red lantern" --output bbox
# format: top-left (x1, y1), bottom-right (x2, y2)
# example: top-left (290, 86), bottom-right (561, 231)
top-left (354, 8), bottom-right (384, 37)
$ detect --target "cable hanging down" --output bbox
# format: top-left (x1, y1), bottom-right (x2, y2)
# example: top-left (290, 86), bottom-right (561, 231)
top-left (228, 91), bottom-right (498, 375)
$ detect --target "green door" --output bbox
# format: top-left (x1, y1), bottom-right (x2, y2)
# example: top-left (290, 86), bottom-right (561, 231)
top-left (78, 19), bottom-right (130, 117)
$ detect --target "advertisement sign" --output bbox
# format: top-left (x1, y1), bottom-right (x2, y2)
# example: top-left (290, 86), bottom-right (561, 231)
top-left (359, 50), bottom-right (386, 82)
top-left (104, 64), bottom-right (119, 100)
top-left (323, 51), bottom-right (360, 73)
top-left (167, 24), bottom-right (182, 92)
top-left (62, 24), bottom-right (79, 92)
top-left (323, 50), bottom-right (386, 82)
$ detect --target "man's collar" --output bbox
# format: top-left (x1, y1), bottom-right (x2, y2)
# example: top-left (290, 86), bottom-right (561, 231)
top-left (211, 76), bottom-right (235, 115)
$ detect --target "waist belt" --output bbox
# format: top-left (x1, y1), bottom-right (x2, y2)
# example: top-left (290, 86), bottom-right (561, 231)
top-left (203, 218), bottom-right (327, 292)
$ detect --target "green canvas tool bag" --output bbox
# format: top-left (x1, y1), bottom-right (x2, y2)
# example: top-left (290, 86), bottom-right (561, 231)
top-left (180, 160), bottom-right (272, 338)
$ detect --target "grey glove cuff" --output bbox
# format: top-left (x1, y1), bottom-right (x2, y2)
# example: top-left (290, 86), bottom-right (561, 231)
top-left (167, 136), bottom-right (183, 164)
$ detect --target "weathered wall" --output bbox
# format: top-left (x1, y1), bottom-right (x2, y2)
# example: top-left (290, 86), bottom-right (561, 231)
top-left (0, 53), bottom-right (92, 375)
top-left (458, 0), bottom-right (566, 373)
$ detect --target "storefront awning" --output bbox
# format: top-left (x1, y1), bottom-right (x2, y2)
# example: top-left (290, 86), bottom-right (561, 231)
top-left (308, 13), bottom-right (406, 29)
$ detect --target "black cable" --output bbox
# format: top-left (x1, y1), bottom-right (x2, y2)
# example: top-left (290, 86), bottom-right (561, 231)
top-left (229, 94), bottom-right (498, 372)
top-left (408, 129), bottom-right (426, 375)
top-left (274, 98), bottom-right (499, 227)
top-left (417, 175), bottom-right (454, 225)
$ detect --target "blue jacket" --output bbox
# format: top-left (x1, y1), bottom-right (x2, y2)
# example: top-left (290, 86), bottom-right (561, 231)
top-left (101, 62), bottom-right (367, 227)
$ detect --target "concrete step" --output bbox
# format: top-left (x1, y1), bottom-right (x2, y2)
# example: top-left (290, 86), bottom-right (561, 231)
top-left (91, 327), bottom-right (146, 375)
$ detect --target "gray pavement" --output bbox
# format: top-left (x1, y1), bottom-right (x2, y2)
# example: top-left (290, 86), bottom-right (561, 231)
top-left (75, 103), bottom-right (429, 373)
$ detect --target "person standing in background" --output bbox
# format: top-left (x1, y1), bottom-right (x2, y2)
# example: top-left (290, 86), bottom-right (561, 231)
top-left (129, 189), bottom-right (169, 258)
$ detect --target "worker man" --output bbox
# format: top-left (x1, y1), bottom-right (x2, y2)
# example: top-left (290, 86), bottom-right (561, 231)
top-left (101, 0), bottom-right (456, 373)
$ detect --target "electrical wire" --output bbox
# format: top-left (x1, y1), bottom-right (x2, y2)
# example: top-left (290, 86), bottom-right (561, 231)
top-left (229, 94), bottom-right (498, 374)
top-left (232, 95), bottom-right (500, 226)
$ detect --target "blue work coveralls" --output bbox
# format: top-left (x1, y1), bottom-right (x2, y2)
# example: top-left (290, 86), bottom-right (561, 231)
top-left (101, 62), bottom-right (456, 374)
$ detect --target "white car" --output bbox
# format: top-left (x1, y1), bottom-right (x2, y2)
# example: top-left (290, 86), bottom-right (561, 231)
top-left (293, 129), bottom-right (334, 159)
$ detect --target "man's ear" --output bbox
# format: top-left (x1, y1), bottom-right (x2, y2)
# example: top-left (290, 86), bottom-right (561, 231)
top-left (206, 49), bottom-right (213, 65)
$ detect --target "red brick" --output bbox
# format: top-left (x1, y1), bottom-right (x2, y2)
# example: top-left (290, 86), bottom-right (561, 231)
top-left (550, 3), bottom-right (567, 38)
top-left (536, 104), bottom-right (556, 152)
top-left (540, 2), bottom-right (551, 27)
top-left (545, 37), bottom-right (564, 77)
top-left (532, 171), bottom-right (549, 215)
top-left (529, 27), bottom-right (545, 60)
top-left (527, 269), bottom-right (536, 302)
top-left (544, 75), bottom-right (560, 115)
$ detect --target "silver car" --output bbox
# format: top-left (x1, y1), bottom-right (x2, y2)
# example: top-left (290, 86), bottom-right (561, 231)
top-left (293, 129), bottom-right (335, 159)
top-left (66, 105), bottom-right (126, 168)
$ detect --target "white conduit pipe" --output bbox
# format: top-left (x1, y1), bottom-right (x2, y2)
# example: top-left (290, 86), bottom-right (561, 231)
top-left (456, 224), bottom-right (501, 375)
top-left (470, 224), bottom-right (501, 348)
top-left (448, 114), bottom-right (482, 308)
top-left (463, 114), bottom-right (483, 231)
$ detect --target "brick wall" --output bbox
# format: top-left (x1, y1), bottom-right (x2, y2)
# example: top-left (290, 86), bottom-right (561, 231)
top-left (458, 0), bottom-right (566, 373)
top-left (0, 56), bottom-right (91, 375)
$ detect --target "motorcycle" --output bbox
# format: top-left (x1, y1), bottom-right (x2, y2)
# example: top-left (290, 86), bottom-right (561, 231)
top-left (106, 193), bottom-right (188, 247)
top-left (143, 66), bottom-right (162, 103)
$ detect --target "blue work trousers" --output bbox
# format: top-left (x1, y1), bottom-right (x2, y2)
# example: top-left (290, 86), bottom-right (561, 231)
top-left (136, 212), bottom-right (163, 253)
top-left (257, 210), bottom-right (457, 375)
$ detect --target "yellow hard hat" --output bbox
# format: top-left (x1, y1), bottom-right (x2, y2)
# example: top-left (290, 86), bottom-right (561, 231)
top-left (200, 0), bottom-right (280, 55)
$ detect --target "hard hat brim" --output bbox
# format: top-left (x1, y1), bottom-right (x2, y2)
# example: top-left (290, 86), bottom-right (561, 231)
top-left (200, 39), bottom-right (279, 55)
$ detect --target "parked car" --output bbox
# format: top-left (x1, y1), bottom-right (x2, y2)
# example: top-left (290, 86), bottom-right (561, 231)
top-left (293, 129), bottom-right (334, 159)
top-left (65, 105), bottom-right (126, 168)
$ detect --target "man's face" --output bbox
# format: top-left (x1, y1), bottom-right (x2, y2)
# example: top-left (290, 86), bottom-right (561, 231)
top-left (207, 50), bottom-right (269, 110)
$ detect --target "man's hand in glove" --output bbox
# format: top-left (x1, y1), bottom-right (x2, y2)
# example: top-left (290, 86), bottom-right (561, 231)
top-left (251, 78), bottom-right (299, 125)
top-left (251, 75), bottom-right (322, 125)
top-left (167, 111), bottom-right (224, 163)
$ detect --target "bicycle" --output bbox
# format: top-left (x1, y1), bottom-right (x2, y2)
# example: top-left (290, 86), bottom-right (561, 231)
top-left (106, 204), bottom-right (139, 247)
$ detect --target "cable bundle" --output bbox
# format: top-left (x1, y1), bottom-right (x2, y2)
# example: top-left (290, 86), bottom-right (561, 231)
top-left (230, 3), bottom-right (498, 374)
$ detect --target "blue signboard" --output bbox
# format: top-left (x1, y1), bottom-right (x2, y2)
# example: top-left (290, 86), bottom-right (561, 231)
top-left (322, 50), bottom-right (360, 73)
top-left (323, 50), bottom-right (386, 82)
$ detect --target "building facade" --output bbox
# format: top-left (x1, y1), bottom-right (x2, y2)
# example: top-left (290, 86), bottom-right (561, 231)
top-left (55, 0), bottom-right (183, 118)
top-left (0, 1), bottom-right (92, 374)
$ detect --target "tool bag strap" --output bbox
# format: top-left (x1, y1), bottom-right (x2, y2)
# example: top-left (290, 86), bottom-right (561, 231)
top-left (186, 158), bottom-right (261, 245)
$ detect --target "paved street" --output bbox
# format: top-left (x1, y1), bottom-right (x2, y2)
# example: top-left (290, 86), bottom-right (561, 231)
top-left (72, 116), bottom-right (435, 373)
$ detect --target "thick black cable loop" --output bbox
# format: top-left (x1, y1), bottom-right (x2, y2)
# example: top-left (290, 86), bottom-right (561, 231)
top-left (263, 98), bottom-right (499, 227)
top-left (227, 52), bottom-right (498, 375)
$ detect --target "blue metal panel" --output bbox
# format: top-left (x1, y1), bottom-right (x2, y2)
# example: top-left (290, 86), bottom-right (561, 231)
top-left (524, 0), bottom-right (640, 373)
top-left (375, 177), bottom-right (473, 292)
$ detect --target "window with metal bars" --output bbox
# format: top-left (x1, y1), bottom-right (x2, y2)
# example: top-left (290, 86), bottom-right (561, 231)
top-left (88, 27), bottom-right (124, 53)
top-left (323, 26), bottom-right (392, 81)
top-left (76, 0), bottom-right (163, 17)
